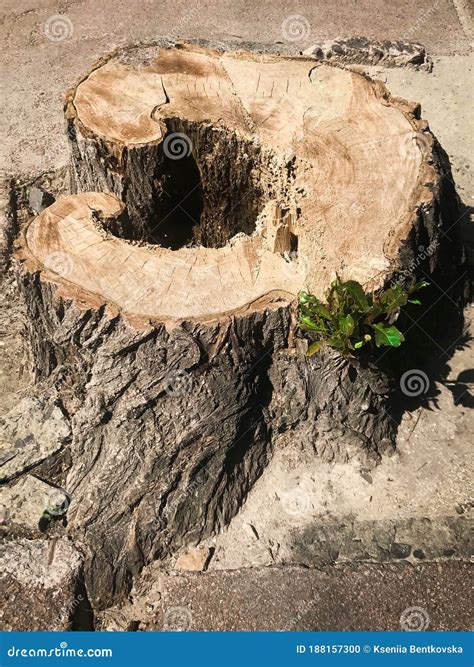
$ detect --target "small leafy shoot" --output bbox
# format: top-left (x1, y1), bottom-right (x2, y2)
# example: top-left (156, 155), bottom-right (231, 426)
top-left (297, 276), bottom-right (427, 356)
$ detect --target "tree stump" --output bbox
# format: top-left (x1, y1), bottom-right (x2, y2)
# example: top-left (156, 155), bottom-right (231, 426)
top-left (14, 44), bottom-right (460, 609)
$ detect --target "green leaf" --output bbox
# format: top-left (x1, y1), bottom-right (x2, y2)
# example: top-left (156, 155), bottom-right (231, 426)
top-left (371, 323), bottom-right (405, 347)
top-left (298, 292), bottom-right (311, 304)
top-left (298, 305), bottom-right (314, 319)
top-left (367, 300), bottom-right (384, 319)
top-left (298, 315), bottom-right (318, 329)
top-left (340, 280), bottom-right (368, 310)
top-left (308, 302), bottom-right (332, 320)
top-left (299, 295), bottom-right (332, 321)
top-left (298, 316), bottom-right (329, 334)
top-left (413, 279), bottom-right (429, 290)
top-left (379, 285), bottom-right (408, 312)
top-left (408, 298), bottom-right (421, 305)
top-left (353, 334), bottom-right (372, 349)
top-left (327, 334), bottom-right (346, 349)
top-left (339, 314), bottom-right (355, 336)
top-left (306, 341), bottom-right (323, 356)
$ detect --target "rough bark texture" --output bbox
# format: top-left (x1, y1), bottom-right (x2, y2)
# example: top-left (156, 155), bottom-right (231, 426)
top-left (68, 119), bottom-right (277, 250)
top-left (11, 44), bottom-right (464, 609)
top-left (14, 262), bottom-right (396, 608)
top-left (303, 38), bottom-right (433, 71)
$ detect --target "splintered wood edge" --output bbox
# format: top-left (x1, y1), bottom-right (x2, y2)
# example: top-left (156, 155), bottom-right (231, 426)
top-left (15, 192), bottom-right (301, 327)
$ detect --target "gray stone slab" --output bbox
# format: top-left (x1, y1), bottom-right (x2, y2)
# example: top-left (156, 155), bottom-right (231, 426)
top-left (0, 538), bottom-right (83, 631)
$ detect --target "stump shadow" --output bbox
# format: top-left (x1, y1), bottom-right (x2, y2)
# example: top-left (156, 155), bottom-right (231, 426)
top-left (379, 273), bottom-right (471, 426)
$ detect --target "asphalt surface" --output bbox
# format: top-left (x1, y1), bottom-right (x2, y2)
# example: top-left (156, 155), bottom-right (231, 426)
top-left (153, 563), bottom-right (473, 631)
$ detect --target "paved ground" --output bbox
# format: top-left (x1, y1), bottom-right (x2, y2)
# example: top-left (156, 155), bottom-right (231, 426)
top-left (105, 562), bottom-right (473, 631)
top-left (0, 0), bottom-right (472, 632)
top-left (1, 0), bottom-right (473, 178)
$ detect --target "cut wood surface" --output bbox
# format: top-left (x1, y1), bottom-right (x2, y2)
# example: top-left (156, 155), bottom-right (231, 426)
top-left (13, 44), bottom-right (460, 610)
top-left (23, 192), bottom-right (298, 321)
top-left (19, 43), bottom-right (442, 323)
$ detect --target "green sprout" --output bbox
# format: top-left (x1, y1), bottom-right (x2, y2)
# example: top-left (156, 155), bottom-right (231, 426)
top-left (297, 275), bottom-right (428, 356)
